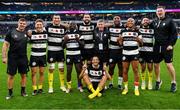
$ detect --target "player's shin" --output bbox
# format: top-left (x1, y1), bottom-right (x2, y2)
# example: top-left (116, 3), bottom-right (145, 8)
top-left (48, 72), bottom-right (53, 89)
top-left (148, 71), bottom-right (153, 90)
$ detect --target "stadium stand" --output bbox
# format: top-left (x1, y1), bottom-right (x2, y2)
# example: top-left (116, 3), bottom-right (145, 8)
top-left (0, 0), bottom-right (180, 38)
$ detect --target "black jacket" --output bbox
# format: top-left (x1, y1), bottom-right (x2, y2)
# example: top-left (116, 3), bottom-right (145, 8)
top-left (93, 28), bottom-right (109, 52)
top-left (153, 17), bottom-right (177, 46)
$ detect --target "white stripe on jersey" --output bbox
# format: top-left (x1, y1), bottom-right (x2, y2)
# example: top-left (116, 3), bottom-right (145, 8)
top-left (84, 44), bottom-right (94, 49)
top-left (109, 28), bottom-right (122, 33)
top-left (48, 46), bottom-right (63, 51)
top-left (89, 78), bottom-right (101, 82)
top-left (122, 32), bottom-right (138, 37)
top-left (81, 35), bottom-right (93, 40)
top-left (142, 37), bottom-right (153, 43)
top-left (123, 41), bottom-right (139, 46)
top-left (89, 70), bottom-right (103, 76)
top-left (48, 28), bottom-right (65, 34)
top-left (140, 47), bottom-right (153, 52)
top-left (122, 49), bottom-right (139, 55)
top-left (31, 34), bottom-right (48, 40)
top-left (110, 36), bottom-right (118, 42)
top-left (32, 43), bottom-right (47, 48)
top-left (139, 28), bottom-right (154, 34)
top-left (66, 42), bottom-right (79, 48)
top-left (48, 37), bottom-right (62, 43)
top-left (66, 50), bottom-right (80, 55)
top-left (79, 25), bottom-right (94, 31)
top-left (109, 44), bottom-right (121, 49)
top-left (31, 52), bottom-right (46, 56)
top-left (67, 34), bottom-right (80, 39)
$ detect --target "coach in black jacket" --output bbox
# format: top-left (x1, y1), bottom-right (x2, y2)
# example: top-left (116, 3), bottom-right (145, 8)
top-left (153, 6), bottom-right (177, 92)
top-left (93, 19), bottom-right (109, 68)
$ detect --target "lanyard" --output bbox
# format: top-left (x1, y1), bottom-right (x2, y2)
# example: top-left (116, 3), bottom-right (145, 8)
top-left (99, 32), bottom-right (103, 41)
top-left (157, 20), bottom-right (161, 28)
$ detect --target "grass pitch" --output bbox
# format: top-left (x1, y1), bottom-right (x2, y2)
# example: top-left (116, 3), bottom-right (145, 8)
top-left (0, 40), bottom-right (180, 109)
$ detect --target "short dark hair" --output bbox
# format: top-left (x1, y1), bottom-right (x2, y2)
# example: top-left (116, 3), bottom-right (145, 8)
top-left (157, 6), bottom-right (166, 9)
top-left (53, 14), bottom-right (61, 19)
top-left (18, 18), bottom-right (26, 22)
top-left (35, 19), bottom-right (44, 24)
top-left (83, 14), bottom-right (91, 17)
top-left (114, 15), bottom-right (120, 18)
top-left (97, 19), bottom-right (105, 23)
top-left (91, 55), bottom-right (100, 61)
top-left (113, 15), bottom-right (121, 20)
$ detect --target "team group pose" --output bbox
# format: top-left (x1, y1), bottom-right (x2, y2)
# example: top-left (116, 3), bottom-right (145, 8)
top-left (2, 6), bottom-right (177, 99)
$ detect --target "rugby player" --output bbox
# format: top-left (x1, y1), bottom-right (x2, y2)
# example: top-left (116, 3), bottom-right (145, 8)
top-left (139, 18), bottom-right (154, 90)
top-left (79, 56), bottom-right (111, 99)
top-left (28, 19), bottom-right (48, 95)
top-left (78, 14), bottom-right (96, 67)
top-left (62, 22), bottom-right (84, 93)
top-left (46, 15), bottom-right (67, 93)
top-left (118, 18), bottom-right (142, 96)
top-left (108, 15), bottom-right (125, 89)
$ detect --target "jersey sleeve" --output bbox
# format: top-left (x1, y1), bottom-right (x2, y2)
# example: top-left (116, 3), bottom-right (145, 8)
top-left (5, 31), bottom-right (11, 43)
top-left (137, 30), bottom-right (142, 39)
top-left (138, 33), bottom-right (142, 39)
top-left (102, 70), bottom-right (106, 75)
top-left (168, 19), bottom-right (177, 46)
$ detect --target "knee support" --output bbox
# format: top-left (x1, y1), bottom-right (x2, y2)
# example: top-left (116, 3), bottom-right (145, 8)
top-left (58, 62), bottom-right (64, 69)
top-left (49, 63), bottom-right (55, 70)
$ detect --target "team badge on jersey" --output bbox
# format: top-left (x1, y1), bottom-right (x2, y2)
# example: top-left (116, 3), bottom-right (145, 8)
top-left (139, 58), bottom-right (143, 62)
top-left (134, 56), bottom-right (138, 60)
top-left (89, 70), bottom-right (102, 76)
top-left (14, 34), bottom-right (18, 38)
top-left (122, 56), bottom-right (126, 61)
top-left (50, 58), bottom-right (54, 62)
top-left (109, 59), bottom-right (113, 63)
top-left (67, 58), bottom-right (70, 63)
top-left (32, 62), bottom-right (36, 66)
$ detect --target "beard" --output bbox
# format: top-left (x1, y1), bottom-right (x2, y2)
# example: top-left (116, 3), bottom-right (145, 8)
top-left (143, 23), bottom-right (149, 27)
top-left (114, 21), bottom-right (120, 25)
top-left (69, 27), bottom-right (75, 32)
top-left (84, 20), bottom-right (90, 24)
top-left (158, 14), bottom-right (165, 19)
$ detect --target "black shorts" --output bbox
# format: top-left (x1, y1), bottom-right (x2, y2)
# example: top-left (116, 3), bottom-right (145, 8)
top-left (47, 51), bottom-right (64, 63)
top-left (139, 52), bottom-right (154, 63)
top-left (81, 49), bottom-right (94, 61)
top-left (7, 55), bottom-right (29, 76)
top-left (109, 50), bottom-right (122, 64)
top-left (87, 82), bottom-right (104, 93)
top-left (66, 55), bottom-right (82, 65)
top-left (95, 50), bottom-right (109, 64)
top-left (29, 55), bottom-right (47, 67)
top-left (153, 45), bottom-right (173, 63)
top-left (122, 54), bottom-right (139, 62)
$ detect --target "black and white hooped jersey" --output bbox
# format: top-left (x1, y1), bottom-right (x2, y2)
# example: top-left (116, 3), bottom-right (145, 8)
top-left (46, 24), bottom-right (66, 51)
top-left (121, 28), bottom-right (142, 56)
top-left (78, 23), bottom-right (96, 50)
top-left (85, 64), bottom-right (105, 82)
top-left (139, 26), bottom-right (154, 52)
top-left (64, 30), bottom-right (84, 56)
top-left (109, 24), bottom-right (125, 50)
top-left (30, 30), bottom-right (48, 56)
